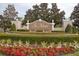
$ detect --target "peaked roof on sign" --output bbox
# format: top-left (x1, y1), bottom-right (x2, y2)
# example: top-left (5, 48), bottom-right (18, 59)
top-left (30, 19), bottom-right (50, 24)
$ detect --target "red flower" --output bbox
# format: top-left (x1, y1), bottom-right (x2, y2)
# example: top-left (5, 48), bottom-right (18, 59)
top-left (47, 52), bottom-right (54, 56)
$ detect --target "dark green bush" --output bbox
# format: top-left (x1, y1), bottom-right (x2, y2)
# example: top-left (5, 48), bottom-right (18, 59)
top-left (65, 24), bottom-right (72, 33)
top-left (17, 29), bottom-right (29, 32)
top-left (72, 26), bottom-right (77, 33)
top-left (10, 24), bottom-right (16, 31)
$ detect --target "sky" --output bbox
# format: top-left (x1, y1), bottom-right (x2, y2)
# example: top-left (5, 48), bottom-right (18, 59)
top-left (0, 3), bottom-right (78, 18)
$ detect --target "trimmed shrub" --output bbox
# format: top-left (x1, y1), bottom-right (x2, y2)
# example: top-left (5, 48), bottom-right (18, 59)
top-left (10, 24), bottom-right (16, 31)
top-left (17, 29), bottom-right (29, 32)
top-left (65, 24), bottom-right (72, 33)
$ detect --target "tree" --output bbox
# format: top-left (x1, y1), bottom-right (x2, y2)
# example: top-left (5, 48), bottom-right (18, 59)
top-left (72, 26), bottom-right (78, 33)
top-left (0, 15), bottom-right (4, 20)
top-left (72, 19), bottom-right (79, 34)
top-left (22, 3), bottom-right (65, 26)
top-left (73, 19), bottom-right (79, 27)
top-left (70, 3), bottom-right (79, 33)
top-left (22, 9), bottom-right (33, 25)
top-left (0, 4), bottom-right (18, 32)
top-left (51, 3), bottom-right (65, 26)
top-left (70, 3), bottom-right (79, 20)
top-left (3, 4), bottom-right (18, 20)
top-left (0, 15), bottom-right (12, 32)
top-left (39, 3), bottom-right (52, 22)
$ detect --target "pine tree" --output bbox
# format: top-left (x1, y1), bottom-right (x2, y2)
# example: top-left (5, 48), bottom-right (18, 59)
top-left (0, 15), bottom-right (12, 32)
top-left (0, 4), bottom-right (18, 32)
top-left (22, 3), bottom-right (65, 26)
top-left (3, 4), bottom-right (18, 20)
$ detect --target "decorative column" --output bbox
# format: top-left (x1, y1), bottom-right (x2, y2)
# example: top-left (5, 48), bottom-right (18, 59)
top-left (52, 20), bottom-right (55, 31)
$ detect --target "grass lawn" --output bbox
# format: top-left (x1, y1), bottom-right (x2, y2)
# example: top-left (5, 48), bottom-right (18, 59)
top-left (1, 31), bottom-right (78, 37)
top-left (0, 32), bottom-right (79, 44)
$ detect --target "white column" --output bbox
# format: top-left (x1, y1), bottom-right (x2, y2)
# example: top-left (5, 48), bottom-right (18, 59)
top-left (52, 20), bottom-right (55, 31)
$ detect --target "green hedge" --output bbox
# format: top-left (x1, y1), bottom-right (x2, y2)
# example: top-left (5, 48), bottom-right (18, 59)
top-left (0, 34), bottom-right (79, 44)
top-left (17, 29), bottom-right (29, 32)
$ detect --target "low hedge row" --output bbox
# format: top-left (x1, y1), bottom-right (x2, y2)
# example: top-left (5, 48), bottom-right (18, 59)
top-left (17, 29), bottom-right (29, 32)
top-left (0, 34), bottom-right (79, 44)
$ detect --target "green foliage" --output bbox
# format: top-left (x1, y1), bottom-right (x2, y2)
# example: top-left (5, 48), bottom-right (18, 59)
top-left (3, 4), bottom-right (18, 20)
top-left (17, 29), bottom-right (29, 32)
top-left (0, 17), bottom-right (12, 32)
top-left (0, 4), bottom-right (18, 32)
top-left (70, 3), bottom-right (79, 33)
top-left (41, 41), bottom-right (47, 48)
top-left (72, 26), bottom-right (77, 33)
top-left (70, 3), bottom-right (79, 20)
top-left (10, 24), bottom-right (16, 31)
top-left (22, 3), bottom-right (65, 26)
top-left (0, 34), bottom-right (79, 44)
top-left (65, 24), bottom-right (72, 33)
top-left (6, 39), bottom-right (12, 44)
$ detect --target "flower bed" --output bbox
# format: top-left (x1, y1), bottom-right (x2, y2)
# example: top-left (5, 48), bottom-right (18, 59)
top-left (0, 46), bottom-right (75, 56)
top-left (0, 39), bottom-right (76, 56)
